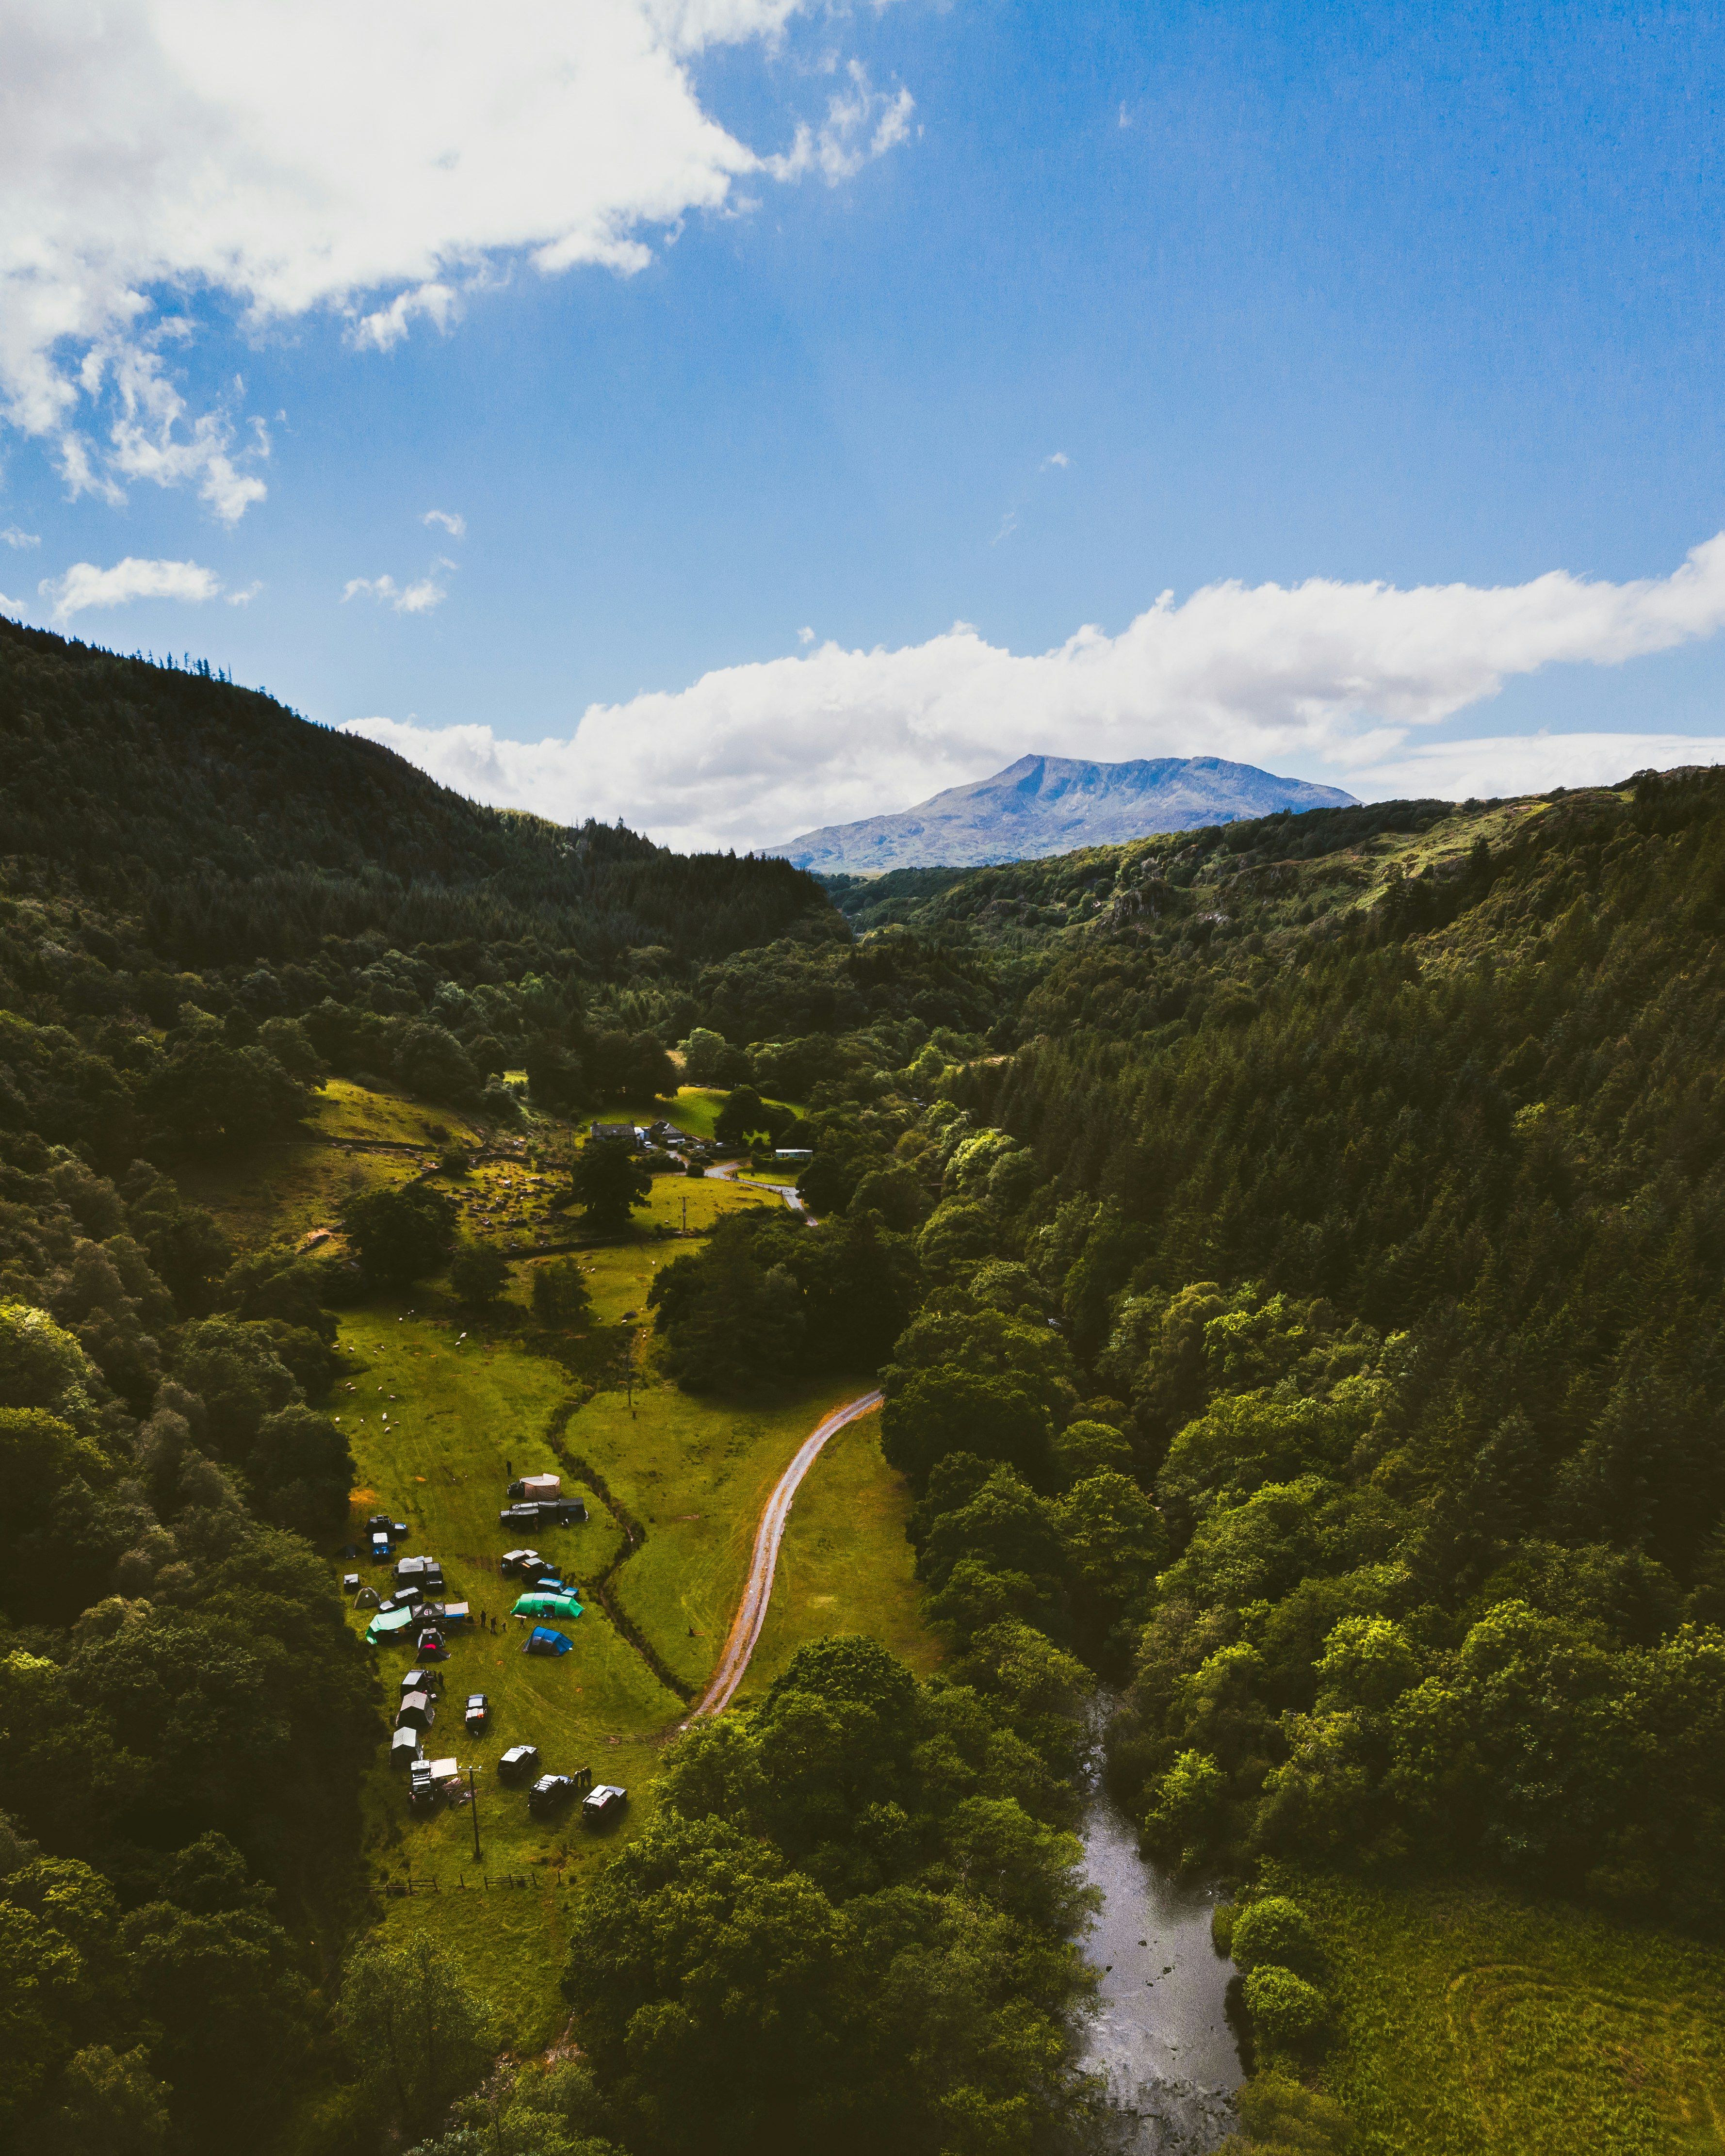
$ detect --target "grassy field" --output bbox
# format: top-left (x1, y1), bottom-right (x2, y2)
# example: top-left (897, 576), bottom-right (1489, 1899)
top-left (569, 1372), bottom-right (884, 1695)
top-left (1282, 1866), bottom-right (1725, 2154)
top-left (740, 1406), bottom-right (940, 1702)
top-left (333, 1242), bottom-right (934, 2040)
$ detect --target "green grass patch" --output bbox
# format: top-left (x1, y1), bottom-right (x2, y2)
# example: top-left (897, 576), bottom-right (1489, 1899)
top-left (740, 1407), bottom-right (941, 1703)
top-left (569, 1370), bottom-right (880, 1695)
top-left (573, 1086), bottom-right (800, 1142)
top-left (1282, 1866), bottom-right (1725, 2154)
top-left (315, 1078), bottom-right (474, 1148)
top-left (334, 1307), bottom-right (681, 2039)
top-left (330, 1282), bottom-right (928, 2040)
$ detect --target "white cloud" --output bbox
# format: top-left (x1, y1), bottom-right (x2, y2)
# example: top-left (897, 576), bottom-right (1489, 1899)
top-left (341, 533), bottom-right (1725, 853)
top-left (1347, 731), bottom-right (1725, 802)
top-left (2, 525), bottom-right (40, 548)
top-left (764, 63), bottom-right (915, 184)
top-left (39, 554), bottom-right (222, 621)
top-left (423, 509), bottom-right (467, 538)
top-left (342, 563), bottom-right (452, 615)
top-left (798, 625), bottom-right (815, 645)
top-left (0, 0), bottom-right (912, 513)
top-left (1042, 451), bottom-right (1070, 470)
top-left (225, 579), bottom-right (262, 606)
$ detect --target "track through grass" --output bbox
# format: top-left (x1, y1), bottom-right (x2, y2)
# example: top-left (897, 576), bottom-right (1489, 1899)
top-left (1283, 1867), bottom-right (1725, 2154)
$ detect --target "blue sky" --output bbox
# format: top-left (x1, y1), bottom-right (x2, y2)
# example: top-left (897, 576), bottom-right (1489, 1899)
top-left (5, 0), bottom-right (1725, 849)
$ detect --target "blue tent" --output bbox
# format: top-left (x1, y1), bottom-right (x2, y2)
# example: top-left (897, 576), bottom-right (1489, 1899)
top-left (526, 1625), bottom-right (572, 1656)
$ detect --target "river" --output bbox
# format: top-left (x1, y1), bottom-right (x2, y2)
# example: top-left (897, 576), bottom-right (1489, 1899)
top-left (1077, 1732), bottom-right (1244, 2152)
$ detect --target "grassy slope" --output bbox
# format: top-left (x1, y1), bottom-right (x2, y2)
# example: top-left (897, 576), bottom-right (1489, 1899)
top-left (172, 1080), bottom-right (461, 1251)
top-left (1286, 1867), bottom-right (1725, 2154)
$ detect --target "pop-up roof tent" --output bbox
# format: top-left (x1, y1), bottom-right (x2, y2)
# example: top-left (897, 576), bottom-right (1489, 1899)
top-left (513, 1592), bottom-right (583, 1621)
top-left (526, 1625), bottom-right (573, 1656)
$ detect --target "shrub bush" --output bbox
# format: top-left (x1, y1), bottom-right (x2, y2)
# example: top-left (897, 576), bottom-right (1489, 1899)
top-left (1242, 1964), bottom-right (1331, 2053)
top-left (1231, 1896), bottom-right (1325, 1982)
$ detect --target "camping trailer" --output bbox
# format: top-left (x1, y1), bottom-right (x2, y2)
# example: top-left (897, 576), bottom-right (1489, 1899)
top-left (582, 1784), bottom-right (628, 1825)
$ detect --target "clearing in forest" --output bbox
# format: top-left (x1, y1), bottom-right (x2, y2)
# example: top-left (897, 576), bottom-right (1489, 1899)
top-left (1290, 1867), bottom-right (1725, 2154)
top-left (334, 1278), bottom-right (930, 2037)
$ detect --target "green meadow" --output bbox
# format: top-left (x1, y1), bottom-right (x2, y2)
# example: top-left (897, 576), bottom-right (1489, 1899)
top-left (741, 1406), bottom-right (940, 1702)
top-left (317, 1113), bottom-right (933, 2039)
top-left (1285, 1866), bottom-right (1725, 2154)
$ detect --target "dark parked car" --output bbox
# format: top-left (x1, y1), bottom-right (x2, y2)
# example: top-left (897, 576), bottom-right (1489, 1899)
top-left (528, 1773), bottom-right (581, 1817)
top-left (464, 1693), bottom-right (489, 1734)
top-left (499, 1744), bottom-right (540, 1784)
top-left (582, 1784), bottom-right (628, 1825)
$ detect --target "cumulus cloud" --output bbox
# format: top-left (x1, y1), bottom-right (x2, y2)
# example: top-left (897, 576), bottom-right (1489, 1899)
top-left (423, 509), bottom-right (467, 538)
top-left (3, 525), bottom-right (41, 548)
top-left (0, 0), bottom-right (912, 513)
top-left (341, 534), bottom-right (1725, 853)
top-left (1042, 451), bottom-right (1070, 470)
top-left (342, 563), bottom-right (452, 615)
top-left (39, 555), bottom-right (222, 621)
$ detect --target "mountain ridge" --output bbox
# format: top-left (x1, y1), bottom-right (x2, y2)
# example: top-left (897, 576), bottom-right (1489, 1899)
top-left (766, 752), bottom-right (1358, 872)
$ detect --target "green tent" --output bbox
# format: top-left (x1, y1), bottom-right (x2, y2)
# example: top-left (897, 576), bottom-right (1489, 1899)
top-left (365, 1606), bottom-right (416, 1645)
top-left (512, 1591), bottom-right (584, 1621)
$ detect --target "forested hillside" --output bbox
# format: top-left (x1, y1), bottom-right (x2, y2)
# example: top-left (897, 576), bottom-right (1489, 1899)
top-left (930, 770), bottom-right (1725, 1930)
top-left (0, 616), bottom-right (830, 969)
top-left (5, 613), bottom-right (1725, 2156)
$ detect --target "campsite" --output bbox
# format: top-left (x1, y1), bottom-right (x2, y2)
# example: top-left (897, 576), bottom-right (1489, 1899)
top-left (307, 1108), bottom-right (934, 2038)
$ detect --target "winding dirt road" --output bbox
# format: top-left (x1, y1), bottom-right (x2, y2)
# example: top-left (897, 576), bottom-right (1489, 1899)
top-left (686, 1387), bottom-right (885, 1720)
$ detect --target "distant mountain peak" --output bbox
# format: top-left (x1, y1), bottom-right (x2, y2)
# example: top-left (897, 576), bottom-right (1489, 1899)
top-left (766, 753), bottom-right (1357, 873)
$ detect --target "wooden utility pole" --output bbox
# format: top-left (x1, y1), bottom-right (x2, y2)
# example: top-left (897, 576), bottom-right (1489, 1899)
top-left (468, 1764), bottom-right (482, 1863)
